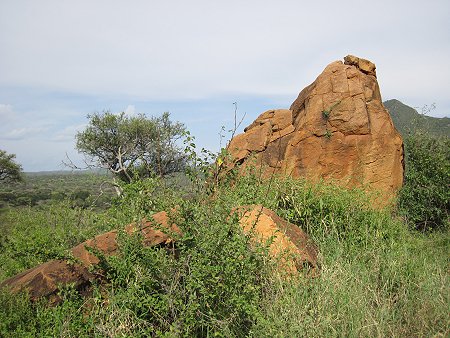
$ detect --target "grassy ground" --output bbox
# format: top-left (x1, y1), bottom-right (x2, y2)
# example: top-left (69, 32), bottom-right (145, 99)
top-left (0, 174), bottom-right (448, 337)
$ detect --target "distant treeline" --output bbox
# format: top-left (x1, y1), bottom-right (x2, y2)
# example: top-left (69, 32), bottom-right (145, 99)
top-left (0, 172), bottom-right (115, 209)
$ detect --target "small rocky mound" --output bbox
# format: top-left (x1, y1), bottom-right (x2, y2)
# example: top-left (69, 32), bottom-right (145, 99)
top-left (1, 207), bottom-right (318, 302)
top-left (226, 55), bottom-right (404, 200)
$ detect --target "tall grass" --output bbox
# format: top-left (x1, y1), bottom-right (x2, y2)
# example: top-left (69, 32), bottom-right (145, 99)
top-left (0, 201), bottom-right (117, 280)
top-left (0, 174), bottom-right (448, 337)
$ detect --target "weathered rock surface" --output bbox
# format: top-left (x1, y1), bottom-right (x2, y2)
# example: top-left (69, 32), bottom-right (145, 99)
top-left (0, 260), bottom-right (93, 303)
top-left (0, 210), bottom-right (181, 302)
top-left (227, 55), bottom-right (404, 199)
top-left (237, 205), bottom-right (318, 274)
top-left (72, 210), bottom-right (181, 267)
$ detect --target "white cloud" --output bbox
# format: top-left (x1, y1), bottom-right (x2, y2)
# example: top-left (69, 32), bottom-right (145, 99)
top-left (0, 103), bottom-right (16, 123)
top-left (1, 137), bottom-right (83, 172)
top-left (124, 105), bottom-right (136, 117)
top-left (0, 103), bottom-right (13, 114)
top-left (2, 127), bottom-right (49, 140)
top-left (0, 0), bottom-right (449, 170)
top-left (52, 123), bottom-right (86, 142)
top-left (1, 0), bottom-right (449, 102)
top-left (0, 103), bottom-right (53, 140)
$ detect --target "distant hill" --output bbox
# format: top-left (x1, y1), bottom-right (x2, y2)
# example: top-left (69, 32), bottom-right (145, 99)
top-left (384, 99), bottom-right (450, 137)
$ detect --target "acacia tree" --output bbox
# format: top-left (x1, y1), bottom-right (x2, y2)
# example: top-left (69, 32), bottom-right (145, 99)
top-left (0, 150), bottom-right (24, 183)
top-left (75, 111), bottom-right (187, 183)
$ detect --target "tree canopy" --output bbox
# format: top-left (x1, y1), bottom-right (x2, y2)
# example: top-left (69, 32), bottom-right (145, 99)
top-left (75, 111), bottom-right (187, 182)
top-left (0, 150), bottom-right (24, 183)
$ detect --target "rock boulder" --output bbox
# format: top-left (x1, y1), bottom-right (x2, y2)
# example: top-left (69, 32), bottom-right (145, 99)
top-left (237, 205), bottom-right (318, 274)
top-left (226, 55), bottom-right (404, 200)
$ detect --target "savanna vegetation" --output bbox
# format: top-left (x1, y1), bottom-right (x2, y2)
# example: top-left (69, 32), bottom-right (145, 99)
top-left (0, 149), bottom-right (24, 183)
top-left (0, 171), bottom-right (116, 209)
top-left (0, 111), bottom-right (448, 337)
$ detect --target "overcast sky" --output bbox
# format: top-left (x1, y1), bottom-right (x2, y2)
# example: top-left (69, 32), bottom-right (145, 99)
top-left (1, 0), bottom-right (449, 171)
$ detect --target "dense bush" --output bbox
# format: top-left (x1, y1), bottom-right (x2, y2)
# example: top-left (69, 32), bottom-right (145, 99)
top-left (83, 202), bottom-right (270, 336)
top-left (398, 132), bottom-right (449, 231)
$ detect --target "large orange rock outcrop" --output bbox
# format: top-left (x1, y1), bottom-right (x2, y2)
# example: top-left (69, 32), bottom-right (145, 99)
top-left (227, 55), bottom-right (404, 199)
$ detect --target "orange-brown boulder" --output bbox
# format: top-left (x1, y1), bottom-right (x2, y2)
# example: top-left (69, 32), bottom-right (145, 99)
top-left (0, 210), bottom-right (181, 302)
top-left (226, 55), bottom-right (404, 201)
top-left (0, 260), bottom-right (93, 304)
top-left (237, 205), bottom-right (318, 274)
top-left (72, 211), bottom-right (181, 266)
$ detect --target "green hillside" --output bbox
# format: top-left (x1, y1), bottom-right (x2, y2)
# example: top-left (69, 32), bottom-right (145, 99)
top-left (384, 99), bottom-right (450, 137)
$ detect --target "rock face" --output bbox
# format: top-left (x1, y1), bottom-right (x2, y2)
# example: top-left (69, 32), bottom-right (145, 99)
top-left (227, 55), bottom-right (404, 198)
top-left (237, 205), bottom-right (318, 274)
top-left (0, 211), bottom-right (181, 303)
top-left (0, 260), bottom-right (93, 303)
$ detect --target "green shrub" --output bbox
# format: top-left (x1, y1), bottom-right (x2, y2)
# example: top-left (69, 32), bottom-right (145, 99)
top-left (83, 200), bottom-right (270, 337)
top-left (112, 175), bottom-right (189, 222)
top-left (398, 132), bottom-right (449, 231)
top-left (0, 285), bottom-right (97, 337)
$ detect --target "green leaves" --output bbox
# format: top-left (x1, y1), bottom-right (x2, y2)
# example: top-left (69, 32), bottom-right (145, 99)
top-left (76, 111), bottom-right (188, 182)
top-left (0, 149), bottom-right (23, 183)
top-left (398, 132), bottom-right (449, 231)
